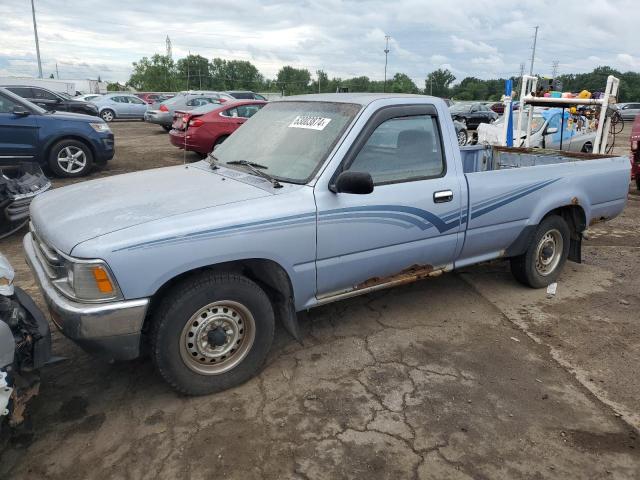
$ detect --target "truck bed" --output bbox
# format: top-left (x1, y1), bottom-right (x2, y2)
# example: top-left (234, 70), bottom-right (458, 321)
top-left (460, 145), bottom-right (619, 173)
top-left (454, 144), bottom-right (630, 268)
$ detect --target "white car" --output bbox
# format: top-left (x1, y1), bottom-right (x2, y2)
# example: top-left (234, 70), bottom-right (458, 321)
top-left (477, 108), bottom-right (596, 153)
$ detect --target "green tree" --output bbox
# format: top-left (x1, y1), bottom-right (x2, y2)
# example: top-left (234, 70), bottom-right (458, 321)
top-left (276, 66), bottom-right (311, 95)
top-left (388, 73), bottom-right (419, 93)
top-left (176, 54), bottom-right (211, 90)
top-left (106, 82), bottom-right (125, 91)
top-left (128, 54), bottom-right (176, 91)
top-left (425, 69), bottom-right (456, 97)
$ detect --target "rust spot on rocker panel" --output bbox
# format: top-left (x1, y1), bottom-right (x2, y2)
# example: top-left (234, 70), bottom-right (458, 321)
top-left (355, 264), bottom-right (443, 290)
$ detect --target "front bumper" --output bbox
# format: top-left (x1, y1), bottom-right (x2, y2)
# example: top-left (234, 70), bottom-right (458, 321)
top-left (23, 233), bottom-right (149, 361)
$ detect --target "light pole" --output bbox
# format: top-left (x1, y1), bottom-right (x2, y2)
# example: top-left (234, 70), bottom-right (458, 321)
top-left (383, 35), bottom-right (390, 92)
top-left (31, 0), bottom-right (43, 78)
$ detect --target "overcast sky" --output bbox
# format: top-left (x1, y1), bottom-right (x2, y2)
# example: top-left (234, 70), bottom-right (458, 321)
top-left (1, 0), bottom-right (638, 86)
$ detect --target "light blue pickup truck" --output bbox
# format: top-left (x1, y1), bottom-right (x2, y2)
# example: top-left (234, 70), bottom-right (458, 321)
top-left (24, 93), bottom-right (630, 394)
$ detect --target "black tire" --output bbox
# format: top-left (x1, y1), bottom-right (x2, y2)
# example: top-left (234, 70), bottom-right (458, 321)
top-left (100, 109), bottom-right (115, 122)
top-left (581, 142), bottom-right (593, 154)
top-left (213, 135), bottom-right (229, 149)
top-left (48, 139), bottom-right (94, 177)
top-left (510, 215), bottom-right (571, 288)
top-left (150, 272), bottom-right (275, 395)
top-left (636, 176), bottom-right (640, 191)
top-left (457, 129), bottom-right (468, 146)
top-left (162, 125), bottom-right (171, 132)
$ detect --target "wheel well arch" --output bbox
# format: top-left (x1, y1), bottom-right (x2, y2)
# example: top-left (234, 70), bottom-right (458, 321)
top-left (44, 135), bottom-right (96, 163)
top-left (142, 258), bottom-right (300, 347)
top-left (100, 107), bottom-right (116, 117)
top-left (543, 204), bottom-right (586, 262)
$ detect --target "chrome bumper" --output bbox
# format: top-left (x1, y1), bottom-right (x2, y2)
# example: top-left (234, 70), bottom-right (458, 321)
top-left (23, 233), bottom-right (149, 361)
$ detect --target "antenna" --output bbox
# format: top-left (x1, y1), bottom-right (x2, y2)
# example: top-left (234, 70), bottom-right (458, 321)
top-left (529, 26), bottom-right (539, 75)
top-left (551, 60), bottom-right (559, 79)
top-left (383, 35), bottom-right (391, 93)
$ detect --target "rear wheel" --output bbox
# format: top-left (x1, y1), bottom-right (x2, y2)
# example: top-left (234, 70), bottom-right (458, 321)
top-left (510, 215), bottom-right (570, 288)
top-left (48, 139), bottom-right (93, 177)
top-left (150, 272), bottom-right (275, 395)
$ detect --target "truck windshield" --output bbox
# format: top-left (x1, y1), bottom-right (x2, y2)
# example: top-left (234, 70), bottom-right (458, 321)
top-left (214, 101), bottom-right (361, 183)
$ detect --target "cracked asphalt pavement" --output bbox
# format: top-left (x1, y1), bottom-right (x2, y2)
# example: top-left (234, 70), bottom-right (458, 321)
top-left (0, 122), bottom-right (639, 479)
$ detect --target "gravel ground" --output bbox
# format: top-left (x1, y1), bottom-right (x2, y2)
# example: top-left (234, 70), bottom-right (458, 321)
top-left (0, 121), bottom-right (638, 479)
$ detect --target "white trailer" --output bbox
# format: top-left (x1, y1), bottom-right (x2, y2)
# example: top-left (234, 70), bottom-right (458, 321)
top-left (0, 77), bottom-right (75, 95)
top-left (70, 79), bottom-right (108, 95)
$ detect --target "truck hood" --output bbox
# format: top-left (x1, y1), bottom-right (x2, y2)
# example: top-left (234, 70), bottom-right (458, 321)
top-left (30, 164), bottom-right (273, 254)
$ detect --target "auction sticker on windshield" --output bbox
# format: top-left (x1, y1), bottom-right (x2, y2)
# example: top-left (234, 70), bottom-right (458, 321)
top-left (288, 115), bottom-right (332, 130)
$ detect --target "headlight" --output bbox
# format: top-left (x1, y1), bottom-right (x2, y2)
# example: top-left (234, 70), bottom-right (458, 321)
top-left (89, 122), bottom-right (110, 133)
top-left (53, 257), bottom-right (122, 302)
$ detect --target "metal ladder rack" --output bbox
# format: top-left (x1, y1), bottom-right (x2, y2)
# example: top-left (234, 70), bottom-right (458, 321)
top-left (514, 75), bottom-right (620, 154)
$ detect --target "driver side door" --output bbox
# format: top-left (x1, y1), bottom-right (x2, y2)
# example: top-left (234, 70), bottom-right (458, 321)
top-left (0, 92), bottom-right (39, 164)
top-left (314, 105), bottom-right (463, 298)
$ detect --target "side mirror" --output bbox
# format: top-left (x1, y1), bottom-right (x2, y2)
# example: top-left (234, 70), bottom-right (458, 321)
top-left (12, 106), bottom-right (30, 117)
top-left (546, 127), bottom-right (558, 134)
top-left (333, 171), bottom-right (373, 194)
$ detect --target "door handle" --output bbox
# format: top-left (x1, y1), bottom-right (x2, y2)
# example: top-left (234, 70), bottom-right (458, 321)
top-left (433, 190), bottom-right (453, 203)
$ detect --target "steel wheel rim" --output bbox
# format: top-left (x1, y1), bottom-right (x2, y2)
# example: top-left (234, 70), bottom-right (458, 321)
top-left (535, 228), bottom-right (563, 276)
top-left (57, 146), bottom-right (87, 173)
top-left (179, 300), bottom-right (256, 375)
top-left (102, 111), bottom-right (113, 121)
top-left (457, 130), bottom-right (467, 146)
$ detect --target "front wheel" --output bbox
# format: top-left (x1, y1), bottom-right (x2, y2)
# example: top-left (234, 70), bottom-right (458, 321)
top-left (510, 215), bottom-right (570, 288)
top-left (162, 125), bottom-right (171, 132)
top-left (100, 109), bottom-right (115, 122)
top-left (150, 272), bottom-right (275, 395)
top-left (48, 139), bottom-right (94, 177)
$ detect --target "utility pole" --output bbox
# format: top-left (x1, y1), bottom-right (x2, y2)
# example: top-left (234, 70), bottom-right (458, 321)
top-left (55, 62), bottom-right (59, 79)
top-left (529, 26), bottom-right (539, 76)
top-left (430, 76), bottom-right (433, 96)
top-left (383, 35), bottom-right (391, 93)
top-left (515, 62), bottom-right (525, 99)
top-left (551, 60), bottom-right (559, 79)
top-left (30, 0), bottom-right (43, 78)
top-left (166, 36), bottom-right (172, 59)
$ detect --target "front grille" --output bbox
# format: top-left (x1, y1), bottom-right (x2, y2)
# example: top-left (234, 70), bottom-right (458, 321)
top-left (30, 223), bottom-right (66, 280)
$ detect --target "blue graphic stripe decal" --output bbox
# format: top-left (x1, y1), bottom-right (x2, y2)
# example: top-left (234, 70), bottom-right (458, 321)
top-left (470, 178), bottom-right (561, 219)
top-left (113, 178), bottom-right (561, 252)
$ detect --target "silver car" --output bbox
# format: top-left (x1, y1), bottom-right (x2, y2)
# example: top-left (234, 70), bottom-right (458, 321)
top-left (617, 102), bottom-right (640, 121)
top-left (144, 92), bottom-right (230, 131)
top-left (93, 93), bottom-right (149, 122)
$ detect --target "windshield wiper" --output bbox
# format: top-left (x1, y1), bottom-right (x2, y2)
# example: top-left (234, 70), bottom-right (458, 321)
top-left (207, 153), bottom-right (220, 170)
top-left (226, 160), bottom-right (282, 188)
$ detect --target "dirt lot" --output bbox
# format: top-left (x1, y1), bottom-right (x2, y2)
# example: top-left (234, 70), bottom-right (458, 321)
top-left (1, 121), bottom-right (639, 479)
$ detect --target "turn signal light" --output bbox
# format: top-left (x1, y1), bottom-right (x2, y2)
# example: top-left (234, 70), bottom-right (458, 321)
top-left (189, 119), bottom-right (204, 127)
top-left (159, 104), bottom-right (169, 112)
top-left (92, 266), bottom-right (115, 294)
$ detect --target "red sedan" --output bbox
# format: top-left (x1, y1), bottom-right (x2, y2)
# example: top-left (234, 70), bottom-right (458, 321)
top-left (169, 100), bottom-right (266, 157)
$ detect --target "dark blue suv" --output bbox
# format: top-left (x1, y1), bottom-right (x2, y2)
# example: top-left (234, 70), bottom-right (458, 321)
top-left (0, 87), bottom-right (114, 177)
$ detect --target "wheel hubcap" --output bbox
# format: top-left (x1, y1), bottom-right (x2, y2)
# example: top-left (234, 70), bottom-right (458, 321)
top-left (57, 146), bottom-right (87, 173)
top-left (179, 301), bottom-right (256, 375)
top-left (535, 229), bottom-right (563, 276)
top-left (103, 111), bottom-right (113, 121)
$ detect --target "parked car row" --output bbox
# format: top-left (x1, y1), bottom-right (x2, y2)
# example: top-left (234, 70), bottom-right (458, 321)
top-left (4, 85), bottom-right (99, 116)
top-left (0, 87), bottom-right (114, 177)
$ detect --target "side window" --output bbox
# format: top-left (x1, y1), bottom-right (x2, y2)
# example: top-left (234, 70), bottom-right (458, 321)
top-left (222, 107), bottom-right (239, 117)
top-left (7, 87), bottom-right (33, 98)
top-left (236, 105), bottom-right (261, 118)
top-left (127, 96), bottom-right (145, 104)
top-left (32, 88), bottom-right (58, 101)
top-left (470, 104), bottom-right (479, 113)
top-left (0, 94), bottom-right (20, 113)
top-left (112, 96), bottom-right (123, 103)
top-left (347, 115), bottom-right (445, 184)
